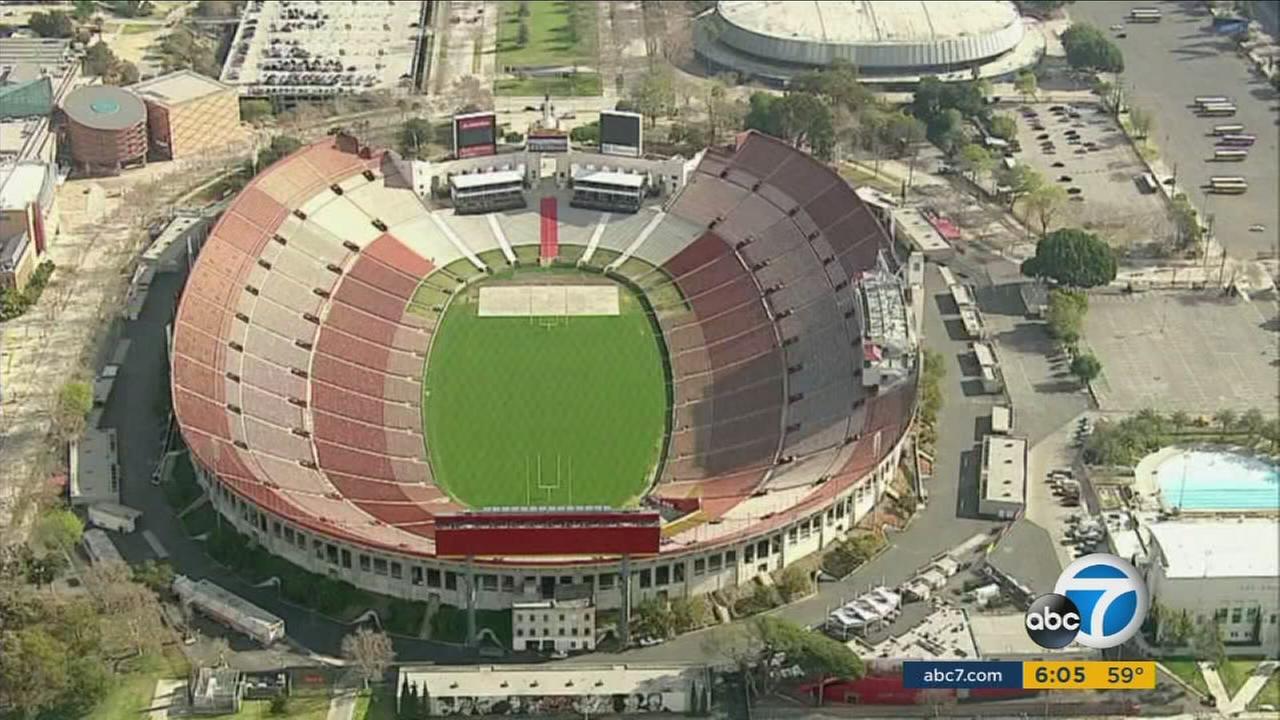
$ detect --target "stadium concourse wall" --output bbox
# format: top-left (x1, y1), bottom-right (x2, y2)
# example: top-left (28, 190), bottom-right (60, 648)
top-left (391, 149), bottom-right (701, 199)
top-left (192, 426), bottom-right (910, 613)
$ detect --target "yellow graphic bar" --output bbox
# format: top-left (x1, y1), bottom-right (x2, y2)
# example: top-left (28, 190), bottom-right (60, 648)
top-left (1023, 661), bottom-right (1157, 690)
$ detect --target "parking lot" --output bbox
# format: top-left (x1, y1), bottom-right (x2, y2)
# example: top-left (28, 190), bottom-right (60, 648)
top-left (1083, 289), bottom-right (1280, 413)
top-left (1010, 102), bottom-right (1172, 251)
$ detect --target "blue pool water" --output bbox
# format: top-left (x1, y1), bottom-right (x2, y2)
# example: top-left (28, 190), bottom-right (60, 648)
top-left (1156, 450), bottom-right (1279, 511)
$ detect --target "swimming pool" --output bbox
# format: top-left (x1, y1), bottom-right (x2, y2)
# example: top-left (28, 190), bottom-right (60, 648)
top-left (1156, 450), bottom-right (1279, 511)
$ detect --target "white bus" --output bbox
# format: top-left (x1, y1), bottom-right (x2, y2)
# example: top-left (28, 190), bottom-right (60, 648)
top-left (1218, 133), bottom-right (1256, 147)
top-left (1212, 124), bottom-right (1245, 135)
top-left (1199, 103), bottom-right (1238, 117)
top-left (1208, 177), bottom-right (1248, 194)
top-left (1130, 7), bottom-right (1162, 22)
top-left (1195, 96), bottom-right (1231, 107)
top-left (1213, 149), bottom-right (1248, 161)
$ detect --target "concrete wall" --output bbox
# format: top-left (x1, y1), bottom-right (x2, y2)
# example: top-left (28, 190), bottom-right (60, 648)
top-left (1148, 570), bottom-right (1280, 656)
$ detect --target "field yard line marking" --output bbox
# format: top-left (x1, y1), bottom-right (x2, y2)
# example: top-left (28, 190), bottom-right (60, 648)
top-left (607, 209), bottom-right (666, 270)
top-left (430, 211), bottom-right (487, 271)
top-left (486, 214), bottom-right (517, 265)
top-left (581, 211), bottom-right (612, 264)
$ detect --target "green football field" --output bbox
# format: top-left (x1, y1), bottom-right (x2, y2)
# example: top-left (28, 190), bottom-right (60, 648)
top-left (423, 269), bottom-right (669, 508)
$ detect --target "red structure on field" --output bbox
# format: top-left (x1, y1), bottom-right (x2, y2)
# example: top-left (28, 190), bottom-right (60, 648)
top-left (434, 510), bottom-right (661, 558)
top-left (539, 196), bottom-right (558, 261)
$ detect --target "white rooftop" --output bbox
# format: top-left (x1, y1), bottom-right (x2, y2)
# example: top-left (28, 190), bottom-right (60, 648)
top-left (982, 435), bottom-right (1026, 504)
top-left (449, 169), bottom-right (524, 190)
top-left (1148, 520), bottom-right (1280, 579)
top-left (131, 69), bottom-right (233, 106)
top-left (718, 1), bottom-right (1021, 46)
top-left (574, 169), bottom-right (647, 188)
top-left (399, 664), bottom-right (706, 698)
top-left (0, 161), bottom-right (49, 210)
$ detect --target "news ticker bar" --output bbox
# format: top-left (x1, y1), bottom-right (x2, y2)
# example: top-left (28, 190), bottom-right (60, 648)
top-left (903, 661), bottom-right (1157, 690)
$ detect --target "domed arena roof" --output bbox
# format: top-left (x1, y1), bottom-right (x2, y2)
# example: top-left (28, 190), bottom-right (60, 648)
top-left (711, 0), bottom-right (1025, 70)
top-left (62, 85), bottom-right (146, 131)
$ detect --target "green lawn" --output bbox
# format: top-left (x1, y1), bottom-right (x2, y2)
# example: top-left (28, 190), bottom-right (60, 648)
top-left (225, 696), bottom-right (330, 719)
top-left (1218, 659), bottom-right (1259, 697)
top-left (87, 651), bottom-right (189, 720)
top-left (1163, 658), bottom-right (1209, 697)
top-left (495, 73), bottom-right (602, 97)
top-left (355, 688), bottom-right (399, 720)
top-left (423, 267), bottom-right (668, 508)
top-left (495, 0), bottom-right (597, 69)
top-left (1250, 671), bottom-right (1279, 710)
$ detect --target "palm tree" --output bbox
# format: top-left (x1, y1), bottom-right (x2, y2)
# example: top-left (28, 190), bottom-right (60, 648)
top-left (1212, 409), bottom-right (1238, 439)
top-left (1239, 408), bottom-right (1265, 442)
top-left (1170, 410), bottom-right (1190, 433)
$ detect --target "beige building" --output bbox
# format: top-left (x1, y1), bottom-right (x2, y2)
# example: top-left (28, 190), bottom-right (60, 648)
top-left (512, 583), bottom-right (596, 654)
top-left (0, 160), bottom-right (58, 291)
top-left (131, 70), bottom-right (240, 160)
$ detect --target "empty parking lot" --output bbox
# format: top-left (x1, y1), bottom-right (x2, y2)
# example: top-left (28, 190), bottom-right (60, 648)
top-left (1083, 289), bottom-right (1279, 413)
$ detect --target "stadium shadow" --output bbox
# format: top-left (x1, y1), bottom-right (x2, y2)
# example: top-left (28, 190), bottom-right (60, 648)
top-left (686, 349), bottom-right (785, 479)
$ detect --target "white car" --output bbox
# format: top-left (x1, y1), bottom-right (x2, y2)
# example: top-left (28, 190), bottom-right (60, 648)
top-left (1110, 23), bottom-right (1124, 31)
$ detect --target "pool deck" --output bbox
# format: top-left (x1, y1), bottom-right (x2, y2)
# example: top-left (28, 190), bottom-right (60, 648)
top-left (1134, 444), bottom-right (1280, 516)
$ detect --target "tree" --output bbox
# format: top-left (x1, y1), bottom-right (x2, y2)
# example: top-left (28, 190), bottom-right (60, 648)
top-left (569, 121), bottom-right (600, 145)
top-left (706, 79), bottom-right (745, 146)
top-left (73, 0), bottom-right (97, 21)
top-left (1129, 106), bottom-right (1155, 139)
top-left (516, 20), bottom-right (529, 47)
top-left (1169, 410), bottom-right (1191, 431)
top-left (996, 162), bottom-right (1044, 201)
top-left (926, 108), bottom-right (964, 153)
top-left (1193, 620), bottom-right (1226, 667)
top-left (29, 10), bottom-right (75, 38)
top-left (776, 92), bottom-right (834, 160)
top-left (629, 66), bottom-right (676, 126)
top-left (878, 111), bottom-right (927, 153)
top-left (1014, 69), bottom-right (1038, 102)
top-left (633, 597), bottom-right (676, 640)
top-left (1070, 352), bottom-right (1102, 385)
top-left (1020, 227), bottom-right (1117, 288)
top-left (132, 560), bottom-right (176, 594)
top-left (399, 117), bottom-right (431, 159)
top-left (83, 563), bottom-right (164, 658)
top-left (1213, 409), bottom-right (1238, 436)
top-left (745, 92), bottom-right (783, 137)
top-left (195, 1), bottom-right (247, 18)
top-left (1046, 289), bottom-right (1087, 343)
top-left (111, 0), bottom-right (155, 17)
top-left (988, 114), bottom-right (1018, 142)
top-left (752, 616), bottom-right (863, 705)
top-left (670, 596), bottom-right (712, 633)
top-left (250, 135), bottom-right (303, 175)
top-left (956, 143), bottom-right (994, 181)
top-left (32, 508), bottom-right (83, 555)
top-left (789, 60), bottom-right (871, 112)
top-left (400, 677), bottom-right (420, 718)
top-left (1061, 24), bottom-right (1125, 73)
top-left (1024, 183), bottom-right (1069, 236)
top-left (0, 628), bottom-right (70, 715)
top-left (159, 25), bottom-right (220, 77)
top-left (342, 627), bottom-right (395, 688)
top-left (241, 98), bottom-right (274, 122)
top-left (1239, 408), bottom-right (1266, 441)
top-left (54, 380), bottom-right (92, 440)
top-left (775, 565), bottom-right (813, 602)
top-left (115, 60), bottom-right (140, 86)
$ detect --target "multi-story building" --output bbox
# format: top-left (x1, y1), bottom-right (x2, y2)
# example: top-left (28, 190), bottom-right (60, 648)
top-left (132, 70), bottom-right (241, 160)
top-left (512, 583), bottom-right (596, 654)
top-left (1145, 520), bottom-right (1279, 655)
top-left (0, 160), bottom-right (57, 291)
top-left (62, 85), bottom-right (148, 176)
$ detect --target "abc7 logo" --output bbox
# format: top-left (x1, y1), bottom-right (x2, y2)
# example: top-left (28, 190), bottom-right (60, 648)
top-left (1025, 554), bottom-right (1149, 650)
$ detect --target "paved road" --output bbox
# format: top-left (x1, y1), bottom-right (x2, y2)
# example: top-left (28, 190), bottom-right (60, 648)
top-left (1072, 1), bottom-right (1279, 260)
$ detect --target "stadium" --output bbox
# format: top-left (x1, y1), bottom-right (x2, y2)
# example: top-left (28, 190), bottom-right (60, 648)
top-left (695, 0), bottom-right (1041, 87)
top-left (170, 120), bottom-right (918, 619)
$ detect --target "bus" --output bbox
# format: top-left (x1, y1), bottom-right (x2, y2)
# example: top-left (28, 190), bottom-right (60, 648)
top-left (1195, 96), bottom-right (1231, 107)
top-left (1218, 134), bottom-right (1256, 147)
top-left (1212, 149), bottom-right (1248, 161)
top-left (1130, 7), bottom-right (1162, 21)
top-left (1199, 103), bottom-right (1238, 117)
top-left (1135, 172), bottom-right (1160, 194)
top-left (1208, 176), bottom-right (1248, 194)
top-left (1212, 124), bottom-right (1245, 135)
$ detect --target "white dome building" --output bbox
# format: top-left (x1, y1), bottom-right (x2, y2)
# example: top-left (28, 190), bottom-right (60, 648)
top-left (696, 1), bottom-right (1041, 86)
